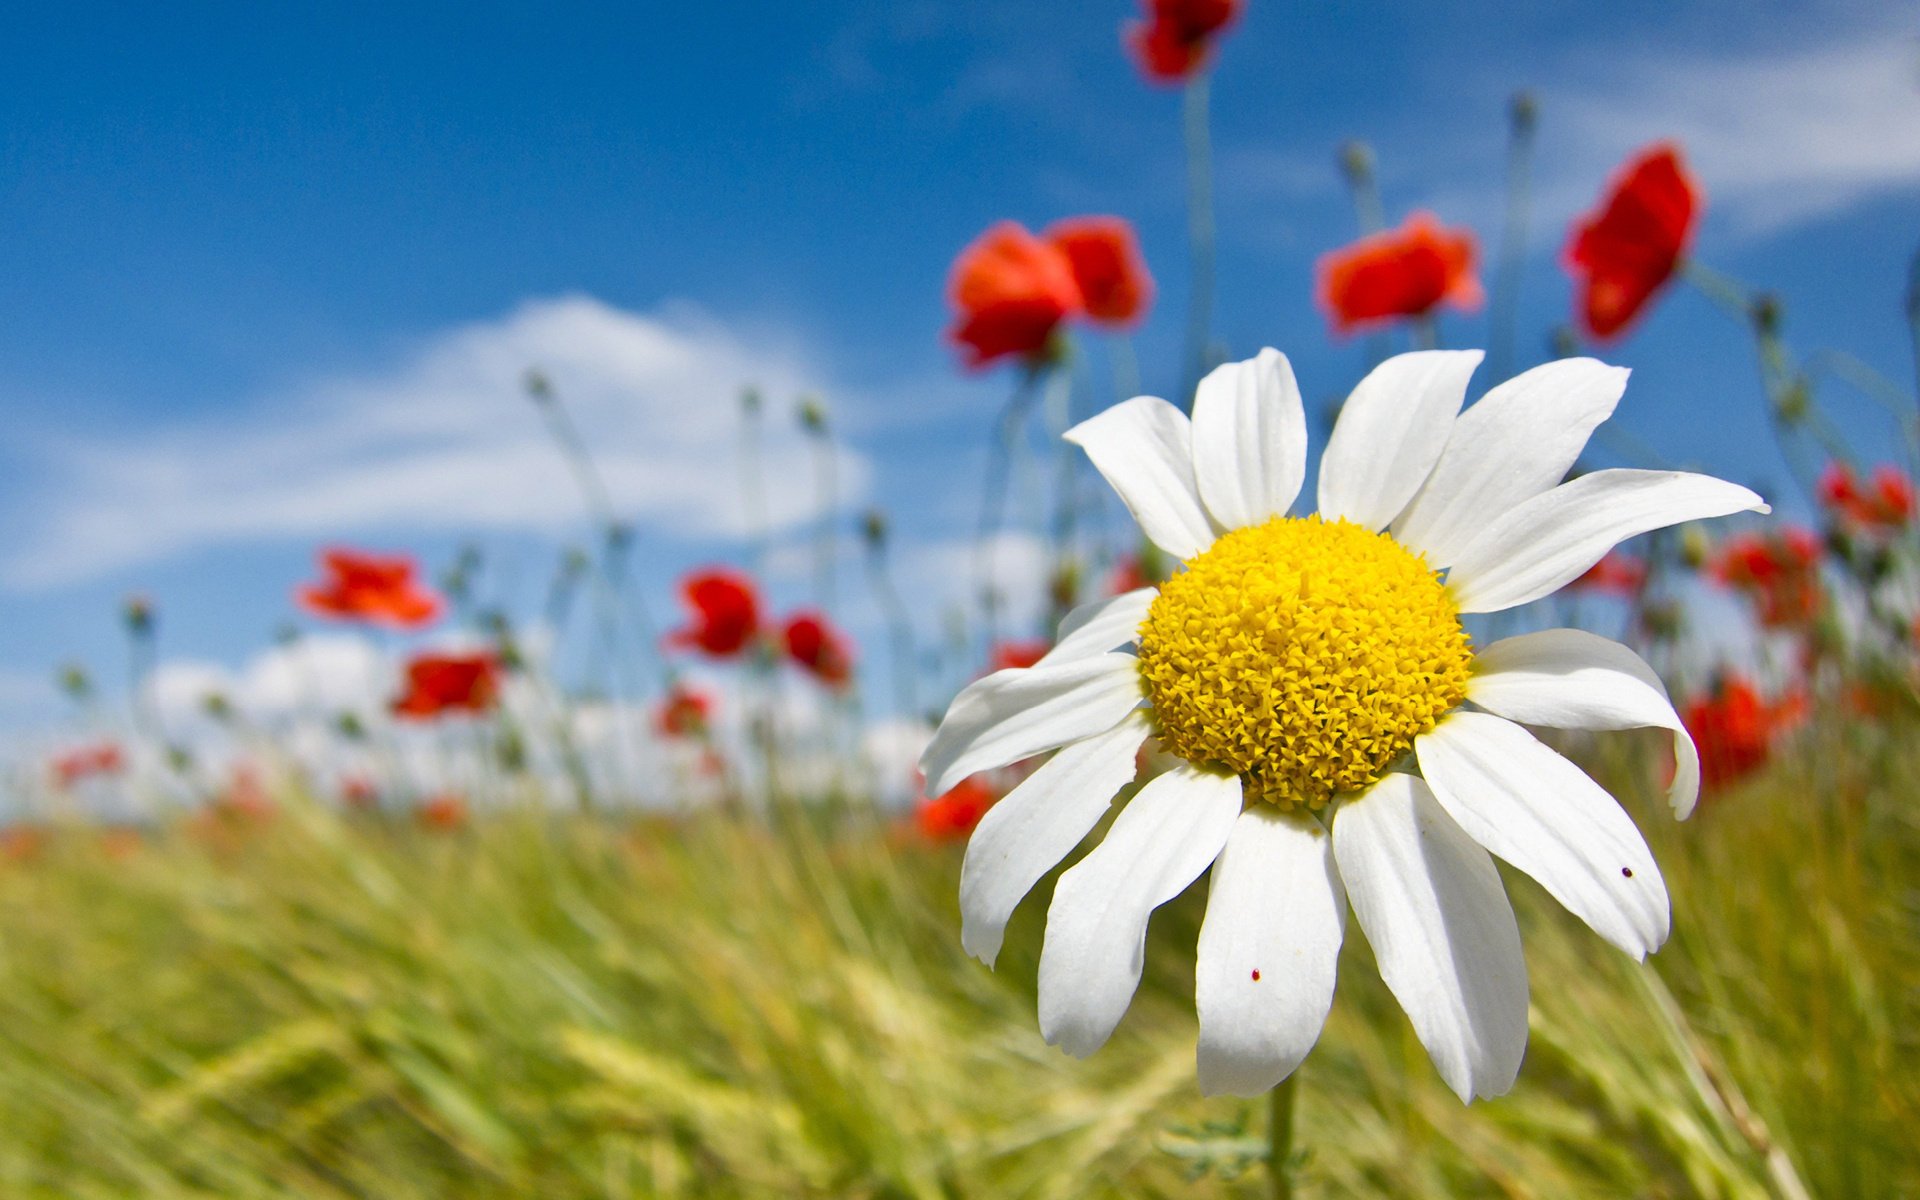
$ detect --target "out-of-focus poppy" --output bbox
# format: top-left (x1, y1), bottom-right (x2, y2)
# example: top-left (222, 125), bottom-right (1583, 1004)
top-left (298, 547), bottom-right (443, 629)
top-left (392, 652), bottom-right (501, 719)
top-left (1683, 675), bottom-right (1805, 792)
top-left (1316, 212), bottom-right (1482, 336)
top-left (947, 222), bottom-right (1084, 370)
top-left (990, 640), bottom-right (1052, 672)
top-left (1570, 549), bottom-right (1648, 596)
top-left (1, 825), bottom-right (46, 864)
top-left (1124, 0), bottom-right (1241, 83)
top-left (1108, 554), bottom-right (1153, 596)
top-left (1707, 528), bottom-right (1824, 628)
top-left (1819, 462), bottom-right (1915, 534)
top-left (916, 776), bottom-right (997, 841)
top-left (666, 569), bottom-right (763, 658)
top-left (657, 683), bottom-right (714, 737)
top-left (50, 741), bottom-right (124, 788)
top-left (1044, 217), bottom-right (1154, 326)
top-left (340, 775), bottom-right (380, 810)
top-left (418, 793), bottom-right (469, 831)
top-left (783, 611), bottom-right (854, 688)
top-left (1564, 143), bottom-right (1700, 341)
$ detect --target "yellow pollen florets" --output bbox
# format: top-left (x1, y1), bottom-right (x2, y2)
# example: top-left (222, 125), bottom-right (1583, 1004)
top-left (1137, 515), bottom-right (1473, 810)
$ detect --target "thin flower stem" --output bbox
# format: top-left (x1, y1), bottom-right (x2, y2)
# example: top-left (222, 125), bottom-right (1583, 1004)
top-left (800, 398), bottom-right (838, 613)
top-left (1267, 1073), bottom-right (1299, 1200)
top-left (974, 370), bottom-right (1042, 649)
top-left (861, 512), bottom-right (919, 720)
top-left (739, 388), bottom-right (771, 581)
top-left (1045, 358), bottom-right (1079, 625)
top-left (1182, 73), bottom-right (1217, 410)
top-left (1488, 92), bottom-right (1537, 386)
top-left (1904, 244), bottom-right (1920, 456)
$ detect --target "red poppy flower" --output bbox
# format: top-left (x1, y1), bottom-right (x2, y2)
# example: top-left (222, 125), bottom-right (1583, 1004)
top-left (1044, 217), bottom-right (1154, 326)
top-left (1707, 528), bottom-right (1824, 628)
top-left (392, 651), bottom-right (501, 719)
top-left (1316, 212), bottom-right (1483, 336)
top-left (340, 775), bottom-right (379, 810)
top-left (1818, 462), bottom-right (1915, 533)
top-left (1564, 143), bottom-right (1701, 341)
top-left (990, 639), bottom-right (1052, 672)
top-left (1683, 676), bottom-right (1805, 792)
top-left (1108, 554), bottom-right (1152, 595)
top-left (666, 569), bottom-right (763, 658)
top-left (50, 741), bottom-right (124, 788)
top-left (418, 793), bottom-right (469, 831)
top-left (1570, 550), bottom-right (1647, 596)
top-left (783, 611), bottom-right (855, 688)
top-left (947, 222), bottom-right (1084, 370)
top-left (657, 683), bottom-right (714, 738)
top-left (916, 776), bottom-right (997, 841)
top-left (1, 825), bottom-right (47, 864)
top-left (298, 547), bottom-right (443, 630)
top-left (1124, 0), bottom-right (1241, 83)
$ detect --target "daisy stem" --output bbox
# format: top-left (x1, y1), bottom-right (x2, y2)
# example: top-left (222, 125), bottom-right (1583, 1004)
top-left (1266, 1073), bottom-right (1299, 1200)
top-left (1182, 72), bottom-right (1216, 410)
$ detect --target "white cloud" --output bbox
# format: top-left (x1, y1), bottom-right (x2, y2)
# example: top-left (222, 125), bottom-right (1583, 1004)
top-left (3, 296), bottom-right (870, 589)
top-left (1548, 34), bottom-right (1920, 234)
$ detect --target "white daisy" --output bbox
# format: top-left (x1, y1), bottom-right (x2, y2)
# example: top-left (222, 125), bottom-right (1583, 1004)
top-left (920, 349), bottom-right (1766, 1100)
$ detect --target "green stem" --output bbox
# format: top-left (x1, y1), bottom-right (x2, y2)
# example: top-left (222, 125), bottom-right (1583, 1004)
top-left (1488, 92), bottom-right (1537, 386)
top-left (1267, 1073), bottom-right (1298, 1200)
top-left (1182, 73), bottom-right (1216, 409)
top-left (973, 371), bottom-right (1042, 649)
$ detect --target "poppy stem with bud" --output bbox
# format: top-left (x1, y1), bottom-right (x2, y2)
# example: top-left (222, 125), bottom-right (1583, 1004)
top-left (798, 396), bottom-right (838, 614)
top-left (1182, 73), bottom-right (1217, 409)
top-left (861, 510), bottom-right (920, 721)
top-left (1487, 91), bottom-right (1537, 386)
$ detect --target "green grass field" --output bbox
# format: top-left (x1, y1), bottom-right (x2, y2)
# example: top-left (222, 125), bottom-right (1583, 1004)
top-left (2, 716), bottom-right (1913, 1198)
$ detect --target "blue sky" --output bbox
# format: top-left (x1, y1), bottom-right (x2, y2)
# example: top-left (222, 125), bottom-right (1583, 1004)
top-left (3, 0), bottom-right (1917, 731)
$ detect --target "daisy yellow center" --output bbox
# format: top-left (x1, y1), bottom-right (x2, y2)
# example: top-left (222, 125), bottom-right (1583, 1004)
top-left (1136, 515), bottom-right (1473, 810)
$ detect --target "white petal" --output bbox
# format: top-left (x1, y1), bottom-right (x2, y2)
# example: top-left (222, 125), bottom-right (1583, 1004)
top-left (1447, 469), bottom-right (1769, 613)
top-left (919, 654), bottom-right (1142, 798)
top-left (1393, 358), bottom-right (1629, 566)
top-left (1195, 807), bottom-right (1345, 1097)
top-left (1317, 350), bottom-right (1482, 531)
top-left (1190, 348), bottom-right (1308, 531)
top-left (960, 712), bottom-right (1152, 966)
top-left (1416, 712), bottom-right (1670, 959)
top-left (1040, 588), bottom-right (1157, 667)
top-left (1469, 629), bottom-right (1700, 819)
top-left (1038, 765), bottom-right (1242, 1057)
top-left (1333, 773), bottom-right (1528, 1102)
top-left (1066, 396), bottom-right (1216, 559)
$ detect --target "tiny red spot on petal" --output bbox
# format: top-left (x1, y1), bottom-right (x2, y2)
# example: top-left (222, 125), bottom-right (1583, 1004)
top-left (1250, 969), bottom-right (1261, 982)
top-left (1622, 867), bottom-right (1634, 878)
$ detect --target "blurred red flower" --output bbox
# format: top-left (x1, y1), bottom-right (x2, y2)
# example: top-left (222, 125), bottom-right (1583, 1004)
top-left (1316, 212), bottom-right (1482, 336)
top-left (1124, 0), bottom-right (1241, 83)
top-left (947, 222), bottom-right (1085, 370)
top-left (298, 547), bottom-right (442, 629)
top-left (1683, 675), bottom-right (1805, 792)
top-left (1707, 528), bottom-right (1824, 628)
top-left (666, 569), bottom-right (763, 658)
top-left (916, 776), bottom-right (997, 841)
top-left (1044, 217), bottom-right (1154, 326)
top-left (1, 825), bottom-right (46, 864)
top-left (50, 741), bottom-right (124, 788)
top-left (1818, 462), bottom-right (1915, 533)
top-left (657, 682), bottom-right (714, 737)
top-left (1564, 143), bottom-right (1700, 341)
top-left (340, 774), bottom-right (379, 810)
top-left (1570, 549), bottom-right (1648, 596)
top-left (990, 639), bottom-right (1052, 672)
top-left (418, 793), bottom-right (469, 831)
top-left (783, 611), bottom-right (855, 688)
top-left (392, 652), bottom-right (501, 719)
top-left (1108, 554), bottom-right (1152, 595)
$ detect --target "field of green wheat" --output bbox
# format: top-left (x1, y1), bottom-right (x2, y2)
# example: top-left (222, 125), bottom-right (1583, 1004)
top-left (3, 709), bottom-right (1911, 1200)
